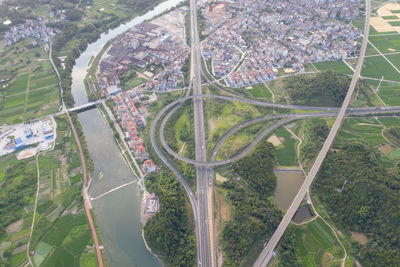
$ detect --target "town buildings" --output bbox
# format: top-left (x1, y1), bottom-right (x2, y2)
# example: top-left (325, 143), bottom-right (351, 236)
top-left (200, 0), bottom-right (362, 87)
top-left (97, 7), bottom-right (190, 96)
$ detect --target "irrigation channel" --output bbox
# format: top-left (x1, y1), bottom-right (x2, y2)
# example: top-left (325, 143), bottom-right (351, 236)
top-left (70, 0), bottom-right (185, 265)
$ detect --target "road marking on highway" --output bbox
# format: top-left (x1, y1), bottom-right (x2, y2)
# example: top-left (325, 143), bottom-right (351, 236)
top-left (209, 186), bottom-right (215, 267)
top-left (190, 47), bottom-right (194, 81)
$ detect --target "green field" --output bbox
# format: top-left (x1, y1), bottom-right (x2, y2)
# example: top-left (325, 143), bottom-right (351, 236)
top-left (271, 126), bottom-right (298, 166)
top-left (377, 82), bottom-right (400, 105)
top-left (248, 83), bottom-right (272, 100)
top-left (217, 120), bottom-right (272, 161)
top-left (389, 21), bottom-right (400, 26)
top-left (361, 56), bottom-right (400, 81)
top-left (206, 99), bottom-right (263, 154)
top-left (365, 43), bottom-right (381, 56)
top-left (312, 61), bottom-right (353, 74)
top-left (295, 218), bottom-right (344, 267)
top-left (377, 116), bottom-right (400, 127)
top-left (335, 118), bottom-right (386, 147)
top-left (33, 241), bottom-right (53, 266)
top-left (386, 53), bottom-right (400, 70)
top-left (369, 34), bottom-right (400, 53)
top-left (6, 73), bottom-right (29, 95)
top-left (382, 15), bottom-right (399, 19)
top-left (79, 252), bottom-right (98, 267)
top-left (29, 75), bottom-right (58, 90)
top-left (0, 38), bottom-right (60, 124)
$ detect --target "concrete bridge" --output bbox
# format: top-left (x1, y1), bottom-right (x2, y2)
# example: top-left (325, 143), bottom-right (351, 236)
top-left (68, 99), bottom-right (104, 113)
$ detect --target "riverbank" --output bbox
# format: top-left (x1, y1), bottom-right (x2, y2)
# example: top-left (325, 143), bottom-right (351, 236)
top-left (98, 100), bottom-right (161, 261)
top-left (67, 112), bottom-right (104, 267)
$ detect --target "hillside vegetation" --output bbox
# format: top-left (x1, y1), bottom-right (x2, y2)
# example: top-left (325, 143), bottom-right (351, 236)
top-left (314, 143), bottom-right (400, 266)
top-left (285, 70), bottom-right (366, 107)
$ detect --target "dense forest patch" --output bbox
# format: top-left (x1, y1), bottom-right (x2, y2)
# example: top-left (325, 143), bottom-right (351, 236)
top-left (144, 170), bottom-right (196, 266)
top-left (285, 71), bottom-right (368, 107)
top-left (314, 143), bottom-right (400, 266)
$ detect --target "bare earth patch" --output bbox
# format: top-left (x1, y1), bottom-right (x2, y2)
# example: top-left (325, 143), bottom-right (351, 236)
top-left (352, 232), bottom-right (369, 245)
top-left (356, 123), bottom-right (381, 127)
top-left (16, 147), bottom-right (38, 160)
top-left (379, 143), bottom-right (394, 155)
top-left (267, 134), bottom-right (282, 147)
top-left (321, 252), bottom-right (334, 267)
top-left (216, 173), bottom-right (228, 183)
top-left (371, 3), bottom-right (400, 33)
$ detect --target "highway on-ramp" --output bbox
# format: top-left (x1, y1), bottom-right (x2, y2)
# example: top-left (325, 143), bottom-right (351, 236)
top-left (253, 0), bottom-right (371, 265)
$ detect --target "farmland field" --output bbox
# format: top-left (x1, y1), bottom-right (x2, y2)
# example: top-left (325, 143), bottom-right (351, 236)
top-left (369, 34), bottom-right (400, 53)
top-left (294, 218), bottom-right (344, 267)
top-left (361, 56), bottom-right (400, 81)
top-left (377, 82), bottom-right (400, 105)
top-left (0, 38), bottom-right (60, 125)
top-left (389, 21), bottom-right (400, 26)
top-left (6, 73), bottom-right (29, 95)
top-left (312, 60), bottom-right (353, 74)
top-left (386, 53), bottom-right (400, 70)
top-left (248, 83), bottom-right (272, 100)
top-left (271, 126), bottom-right (298, 166)
top-left (335, 118), bottom-right (386, 147)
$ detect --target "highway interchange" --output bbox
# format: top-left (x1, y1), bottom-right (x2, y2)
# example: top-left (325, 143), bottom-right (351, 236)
top-left (148, 0), bottom-right (382, 266)
top-left (60, 0), bottom-right (394, 264)
top-left (7, 0), bottom-right (382, 265)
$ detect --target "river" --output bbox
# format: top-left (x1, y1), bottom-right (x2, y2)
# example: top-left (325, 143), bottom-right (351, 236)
top-left (71, 0), bottom-right (185, 265)
top-left (71, 0), bottom-right (185, 106)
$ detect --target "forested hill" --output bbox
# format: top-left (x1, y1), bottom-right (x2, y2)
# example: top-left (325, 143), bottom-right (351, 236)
top-left (313, 143), bottom-right (400, 266)
top-left (220, 142), bottom-right (283, 266)
top-left (144, 170), bottom-right (196, 266)
top-left (285, 70), bottom-right (368, 107)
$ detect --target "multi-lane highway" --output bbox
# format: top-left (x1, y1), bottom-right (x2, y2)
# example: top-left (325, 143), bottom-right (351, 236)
top-left (253, 0), bottom-right (371, 265)
top-left (189, 0), bottom-right (215, 265)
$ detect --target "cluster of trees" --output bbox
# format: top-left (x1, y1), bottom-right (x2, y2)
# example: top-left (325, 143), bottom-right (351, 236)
top-left (119, 70), bottom-right (137, 89)
top-left (300, 121), bottom-right (329, 167)
top-left (277, 226), bottom-right (300, 267)
top-left (231, 141), bottom-right (277, 195)
top-left (220, 182), bottom-right (282, 266)
top-left (220, 141), bottom-right (282, 266)
top-left (387, 126), bottom-right (400, 140)
top-left (117, 0), bottom-right (162, 11)
top-left (70, 113), bottom-right (93, 174)
top-left (285, 70), bottom-right (359, 107)
top-left (144, 170), bottom-right (196, 266)
top-left (314, 142), bottom-right (400, 266)
top-left (164, 102), bottom-right (194, 151)
top-left (0, 160), bottom-right (37, 237)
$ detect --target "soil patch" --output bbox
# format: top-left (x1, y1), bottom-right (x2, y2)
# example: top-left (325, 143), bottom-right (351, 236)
top-left (379, 143), bottom-right (394, 155)
top-left (321, 252), bottom-right (334, 267)
top-left (267, 134), bottom-right (282, 147)
top-left (216, 173), bottom-right (228, 183)
top-left (351, 232), bottom-right (369, 245)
